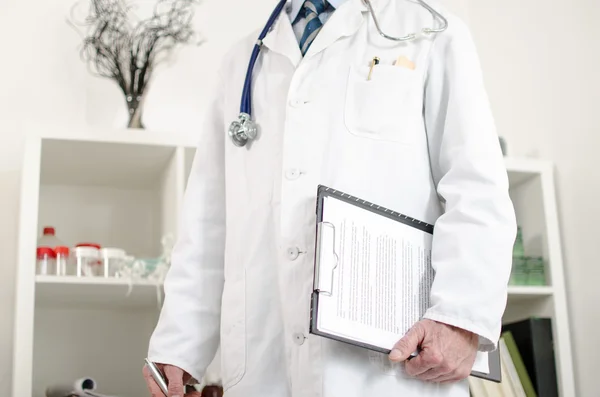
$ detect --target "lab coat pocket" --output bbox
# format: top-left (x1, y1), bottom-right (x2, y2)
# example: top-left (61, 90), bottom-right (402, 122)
top-left (344, 64), bottom-right (422, 144)
top-left (220, 269), bottom-right (247, 391)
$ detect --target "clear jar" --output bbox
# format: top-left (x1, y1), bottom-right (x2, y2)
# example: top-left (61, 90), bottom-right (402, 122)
top-left (100, 248), bottom-right (127, 277)
top-left (74, 246), bottom-right (100, 277)
top-left (55, 246), bottom-right (72, 276)
top-left (37, 247), bottom-right (56, 276)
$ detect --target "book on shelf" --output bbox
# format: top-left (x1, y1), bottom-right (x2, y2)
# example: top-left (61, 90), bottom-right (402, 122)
top-left (469, 334), bottom-right (536, 397)
top-left (502, 318), bottom-right (557, 397)
top-left (498, 338), bottom-right (526, 397)
top-left (470, 372), bottom-right (508, 397)
top-left (501, 331), bottom-right (536, 397)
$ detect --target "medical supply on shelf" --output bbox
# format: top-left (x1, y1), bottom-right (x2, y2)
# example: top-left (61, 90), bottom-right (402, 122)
top-left (113, 234), bottom-right (174, 309)
top-left (34, 231), bottom-right (174, 282)
top-left (116, 235), bottom-right (174, 281)
top-left (36, 247), bottom-right (56, 276)
top-left (510, 257), bottom-right (528, 286)
top-left (74, 246), bottom-right (100, 277)
top-left (513, 227), bottom-right (525, 257)
top-left (510, 256), bottom-right (546, 286)
top-left (55, 246), bottom-right (72, 276)
top-left (100, 248), bottom-right (127, 277)
top-left (526, 257), bottom-right (546, 286)
top-left (510, 226), bottom-right (547, 286)
top-left (76, 243), bottom-right (102, 250)
top-left (45, 377), bottom-right (115, 397)
top-left (37, 226), bottom-right (64, 250)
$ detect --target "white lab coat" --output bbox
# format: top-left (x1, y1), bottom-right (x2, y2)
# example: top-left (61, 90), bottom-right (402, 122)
top-left (148, 0), bottom-right (517, 396)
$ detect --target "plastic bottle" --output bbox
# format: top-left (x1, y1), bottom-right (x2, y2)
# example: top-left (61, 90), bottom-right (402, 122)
top-left (55, 246), bottom-right (72, 276)
top-left (37, 227), bottom-right (64, 249)
top-left (36, 247), bottom-right (56, 276)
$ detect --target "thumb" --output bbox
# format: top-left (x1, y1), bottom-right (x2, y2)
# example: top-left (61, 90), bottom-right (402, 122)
top-left (389, 322), bottom-right (426, 362)
top-left (164, 365), bottom-right (185, 397)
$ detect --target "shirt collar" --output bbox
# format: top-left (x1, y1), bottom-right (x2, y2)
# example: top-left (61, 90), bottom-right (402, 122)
top-left (289, 0), bottom-right (348, 22)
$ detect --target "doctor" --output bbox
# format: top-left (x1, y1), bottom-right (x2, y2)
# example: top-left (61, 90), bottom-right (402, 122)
top-left (144, 0), bottom-right (516, 396)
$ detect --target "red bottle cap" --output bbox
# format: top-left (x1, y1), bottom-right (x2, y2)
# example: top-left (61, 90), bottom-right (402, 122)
top-left (37, 247), bottom-right (56, 259)
top-left (43, 227), bottom-right (56, 236)
top-left (55, 246), bottom-right (70, 256)
top-left (76, 243), bottom-right (101, 250)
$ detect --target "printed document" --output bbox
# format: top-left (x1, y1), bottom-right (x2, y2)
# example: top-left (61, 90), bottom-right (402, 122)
top-left (315, 196), bottom-right (434, 350)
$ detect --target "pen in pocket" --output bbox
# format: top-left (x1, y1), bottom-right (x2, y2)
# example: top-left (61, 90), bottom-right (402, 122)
top-left (367, 56), bottom-right (380, 81)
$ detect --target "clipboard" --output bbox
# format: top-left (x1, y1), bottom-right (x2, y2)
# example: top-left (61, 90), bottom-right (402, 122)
top-left (310, 185), bottom-right (502, 383)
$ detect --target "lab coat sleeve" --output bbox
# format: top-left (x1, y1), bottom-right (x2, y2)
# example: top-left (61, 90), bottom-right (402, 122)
top-left (147, 70), bottom-right (226, 381)
top-left (422, 16), bottom-right (517, 352)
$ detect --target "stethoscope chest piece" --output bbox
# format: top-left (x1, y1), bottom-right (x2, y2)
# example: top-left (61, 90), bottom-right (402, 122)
top-left (228, 112), bottom-right (258, 147)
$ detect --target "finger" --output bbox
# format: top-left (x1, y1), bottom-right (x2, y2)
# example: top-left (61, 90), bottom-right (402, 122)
top-left (143, 366), bottom-right (165, 397)
top-left (405, 348), bottom-right (444, 377)
top-left (389, 322), bottom-right (427, 362)
top-left (164, 366), bottom-right (185, 397)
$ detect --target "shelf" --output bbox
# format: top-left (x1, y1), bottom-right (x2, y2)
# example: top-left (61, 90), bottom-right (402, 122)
top-left (35, 276), bottom-right (163, 309)
top-left (26, 121), bottom-right (197, 148)
top-left (40, 139), bottom-right (178, 189)
top-left (33, 276), bottom-right (552, 307)
top-left (507, 285), bottom-right (554, 303)
top-left (504, 157), bottom-right (550, 188)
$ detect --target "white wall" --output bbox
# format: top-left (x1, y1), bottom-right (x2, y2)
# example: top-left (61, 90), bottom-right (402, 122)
top-left (466, 1), bottom-right (600, 395)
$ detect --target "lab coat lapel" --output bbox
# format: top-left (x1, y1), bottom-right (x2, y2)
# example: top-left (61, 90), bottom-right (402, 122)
top-left (262, 3), bottom-right (302, 68)
top-left (303, 0), bottom-right (368, 58)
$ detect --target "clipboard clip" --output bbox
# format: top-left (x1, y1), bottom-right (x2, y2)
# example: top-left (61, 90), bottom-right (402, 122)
top-left (314, 222), bottom-right (339, 296)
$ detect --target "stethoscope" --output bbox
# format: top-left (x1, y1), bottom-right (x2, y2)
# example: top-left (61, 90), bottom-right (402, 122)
top-left (228, 0), bottom-right (448, 148)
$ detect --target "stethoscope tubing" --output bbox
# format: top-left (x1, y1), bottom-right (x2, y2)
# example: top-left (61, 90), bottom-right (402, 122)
top-left (240, 0), bottom-right (288, 115)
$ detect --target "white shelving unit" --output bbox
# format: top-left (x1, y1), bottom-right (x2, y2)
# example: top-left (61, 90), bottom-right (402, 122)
top-left (12, 127), bottom-right (197, 397)
top-left (503, 158), bottom-right (575, 397)
top-left (11, 130), bottom-right (575, 396)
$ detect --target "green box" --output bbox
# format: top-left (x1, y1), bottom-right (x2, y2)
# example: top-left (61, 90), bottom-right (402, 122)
top-left (526, 257), bottom-right (546, 286)
top-left (513, 226), bottom-right (525, 258)
top-left (510, 256), bottom-right (529, 286)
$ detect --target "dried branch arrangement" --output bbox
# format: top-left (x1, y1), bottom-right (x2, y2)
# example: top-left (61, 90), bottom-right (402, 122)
top-left (70, 0), bottom-right (200, 128)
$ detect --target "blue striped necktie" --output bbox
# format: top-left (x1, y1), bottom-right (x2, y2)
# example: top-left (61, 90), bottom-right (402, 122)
top-left (297, 0), bottom-right (331, 56)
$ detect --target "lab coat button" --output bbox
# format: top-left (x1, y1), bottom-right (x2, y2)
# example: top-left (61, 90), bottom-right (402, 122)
top-left (285, 169), bottom-right (301, 180)
top-left (287, 247), bottom-right (300, 261)
top-left (293, 333), bottom-right (306, 345)
top-left (289, 99), bottom-right (305, 108)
